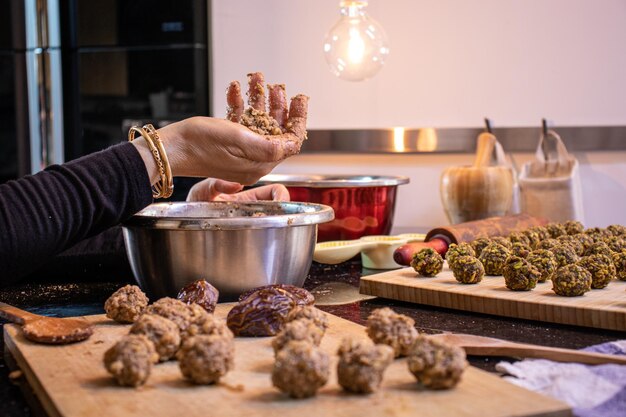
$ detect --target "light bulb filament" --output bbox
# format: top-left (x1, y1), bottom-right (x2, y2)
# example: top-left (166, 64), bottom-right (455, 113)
top-left (348, 27), bottom-right (365, 64)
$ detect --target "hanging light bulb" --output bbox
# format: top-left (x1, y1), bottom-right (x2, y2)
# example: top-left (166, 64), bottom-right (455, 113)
top-left (323, 1), bottom-right (390, 81)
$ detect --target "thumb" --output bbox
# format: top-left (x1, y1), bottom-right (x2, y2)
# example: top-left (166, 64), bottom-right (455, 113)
top-left (187, 178), bottom-right (243, 202)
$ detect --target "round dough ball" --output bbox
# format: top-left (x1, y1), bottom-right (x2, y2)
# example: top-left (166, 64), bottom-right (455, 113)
top-left (510, 242), bottom-right (531, 259)
top-left (550, 244), bottom-right (579, 268)
top-left (546, 223), bottom-right (567, 239)
top-left (103, 334), bottom-right (158, 387)
top-left (491, 236), bottom-right (513, 250)
top-left (557, 235), bottom-right (584, 256)
top-left (536, 238), bottom-right (559, 252)
top-left (129, 314), bottom-right (180, 362)
top-left (337, 338), bottom-right (394, 394)
top-left (445, 243), bottom-right (475, 270)
top-left (408, 336), bottom-right (468, 390)
top-left (286, 306), bottom-right (329, 333)
top-left (144, 297), bottom-right (193, 332)
top-left (272, 340), bottom-right (330, 398)
top-left (478, 242), bottom-right (511, 276)
top-left (451, 256), bottom-right (484, 284)
top-left (526, 249), bottom-right (558, 283)
top-left (272, 318), bottom-right (324, 354)
top-left (552, 264), bottom-right (592, 297)
top-left (177, 335), bottom-right (234, 385)
top-left (502, 256), bottom-right (540, 291)
top-left (584, 241), bottom-right (613, 258)
top-left (563, 220), bottom-right (584, 236)
top-left (104, 285), bottom-right (149, 324)
top-left (508, 232), bottom-right (530, 247)
top-left (607, 224), bottom-right (626, 237)
top-left (181, 312), bottom-right (233, 342)
top-left (366, 307), bottom-right (418, 358)
top-left (612, 251), bottom-right (626, 281)
top-left (470, 237), bottom-right (491, 257)
top-left (578, 254), bottom-right (616, 289)
top-left (411, 248), bottom-right (444, 277)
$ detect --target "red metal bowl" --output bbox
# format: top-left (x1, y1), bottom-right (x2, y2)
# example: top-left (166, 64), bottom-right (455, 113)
top-left (258, 175), bottom-right (410, 241)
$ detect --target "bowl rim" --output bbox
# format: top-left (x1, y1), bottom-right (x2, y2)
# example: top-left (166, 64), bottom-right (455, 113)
top-left (257, 174), bottom-right (410, 188)
top-left (123, 201), bottom-right (335, 230)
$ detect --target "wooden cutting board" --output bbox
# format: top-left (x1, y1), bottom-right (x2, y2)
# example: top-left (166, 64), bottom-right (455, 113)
top-left (360, 265), bottom-right (626, 331)
top-left (3, 304), bottom-right (570, 417)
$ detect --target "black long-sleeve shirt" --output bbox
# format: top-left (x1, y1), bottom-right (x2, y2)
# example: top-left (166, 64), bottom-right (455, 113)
top-left (0, 143), bottom-right (152, 285)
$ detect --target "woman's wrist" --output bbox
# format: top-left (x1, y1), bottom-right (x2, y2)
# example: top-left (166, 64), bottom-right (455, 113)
top-left (157, 123), bottom-right (184, 178)
top-left (131, 137), bottom-right (161, 185)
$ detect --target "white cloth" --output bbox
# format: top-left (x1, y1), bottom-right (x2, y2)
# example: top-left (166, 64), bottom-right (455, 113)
top-left (518, 129), bottom-right (584, 222)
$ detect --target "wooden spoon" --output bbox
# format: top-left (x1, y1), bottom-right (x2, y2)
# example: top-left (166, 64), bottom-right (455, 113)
top-left (430, 333), bottom-right (626, 366)
top-left (0, 302), bottom-right (93, 344)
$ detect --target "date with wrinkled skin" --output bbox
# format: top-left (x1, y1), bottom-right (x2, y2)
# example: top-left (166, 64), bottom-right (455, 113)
top-left (177, 280), bottom-right (219, 313)
top-left (238, 284), bottom-right (314, 307)
top-left (228, 288), bottom-right (296, 336)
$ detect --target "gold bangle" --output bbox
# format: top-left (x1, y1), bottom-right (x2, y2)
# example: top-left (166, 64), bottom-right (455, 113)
top-left (128, 126), bottom-right (171, 199)
top-left (142, 124), bottom-right (174, 198)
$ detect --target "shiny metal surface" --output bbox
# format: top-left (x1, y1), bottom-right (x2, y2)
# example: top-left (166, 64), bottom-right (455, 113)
top-left (300, 126), bottom-right (626, 154)
top-left (258, 174), bottom-right (409, 187)
top-left (258, 175), bottom-right (409, 241)
top-left (122, 202), bottom-right (334, 299)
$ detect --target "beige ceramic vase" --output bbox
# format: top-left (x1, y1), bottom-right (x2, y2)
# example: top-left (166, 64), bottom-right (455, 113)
top-left (440, 133), bottom-right (514, 224)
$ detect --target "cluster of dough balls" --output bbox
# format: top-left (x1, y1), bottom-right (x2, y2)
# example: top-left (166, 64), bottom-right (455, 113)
top-left (365, 308), bottom-right (467, 390)
top-left (103, 281), bottom-right (234, 387)
top-left (409, 220), bottom-right (626, 296)
top-left (271, 306), bottom-right (330, 398)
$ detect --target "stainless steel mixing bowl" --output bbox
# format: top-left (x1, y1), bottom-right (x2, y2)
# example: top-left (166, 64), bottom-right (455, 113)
top-left (122, 201), bottom-right (334, 299)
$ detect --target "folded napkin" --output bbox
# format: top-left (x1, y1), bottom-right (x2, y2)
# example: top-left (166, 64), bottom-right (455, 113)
top-left (496, 340), bottom-right (626, 417)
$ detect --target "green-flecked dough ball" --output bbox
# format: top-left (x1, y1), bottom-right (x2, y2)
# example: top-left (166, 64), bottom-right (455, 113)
top-left (578, 254), bottom-right (616, 289)
top-left (572, 233), bottom-right (595, 253)
top-left (470, 237), bottom-right (492, 257)
top-left (508, 232), bottom-right (531, 247)
top-left (546, 223), bottom-right (567, 239)
top-left (529, 225), bottom-right (551, 241)
top-left (411, 248), bottom-right (444, 277)
top-left (552, 264), bottom-right (592, 297)
top-left (510, 242), bottom-right (531, 259)
top-left (584, 241), bottom-right (613, 258)
top-left (491, 237), bottom-right (513, 250)
top-left (451, 256), bottom-right (484, 284)
top-left (445, 243), bottom-right (475, 270)
top-left (607, 224), bottom-right (626, 237)
top-left (550, 244), bottom-right (579, 268)
top-left (478, 242), bottom-right (511, 276)
top-left (502, 256), bottom-right (540, 291)
top-left (604, 236), bottom-right (626, 253)
top-left (612, 251), bottom-right (626, 281)
top-left (557, 235), bottom-right (584, 256)
top-left (526, 249), bottom-right (558, 283)
top-left (563, 220), bottom-right (584, 236)
top-left (536, 238), bottom-right (559, 251)
top-left (521, 229), bottom-right (542, 249)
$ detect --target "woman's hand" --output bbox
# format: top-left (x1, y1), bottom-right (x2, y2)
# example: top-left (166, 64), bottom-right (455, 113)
top-left (132, 72), bottom-right (308, 187)
top-left (186, 178), bottom-right (290, 202)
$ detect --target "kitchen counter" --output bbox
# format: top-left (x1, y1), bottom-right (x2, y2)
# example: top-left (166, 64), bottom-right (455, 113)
top-left (1, 261), bottom-right (623, 417)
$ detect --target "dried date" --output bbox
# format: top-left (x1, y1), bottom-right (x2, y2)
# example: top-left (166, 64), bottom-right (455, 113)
top-left (238, 284), bottom-right (314, 307)
top-left (177, 280), bottom-right (219, 313)
top-left (227, 288), bottom-right (296, 336)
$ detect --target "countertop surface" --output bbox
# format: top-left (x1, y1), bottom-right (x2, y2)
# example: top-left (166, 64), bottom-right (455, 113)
top-left (1, 261), bottom-right (623, 417)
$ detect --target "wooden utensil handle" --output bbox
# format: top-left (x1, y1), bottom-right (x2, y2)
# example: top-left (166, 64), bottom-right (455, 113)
top-left (425, 213), bottom-right (548, 246)
top-left (0, 302), bottom-right (38, 324)
top-left (464, 344), bottom-right (626, 366)
top-left (393, 239), bottom-right (449, 266)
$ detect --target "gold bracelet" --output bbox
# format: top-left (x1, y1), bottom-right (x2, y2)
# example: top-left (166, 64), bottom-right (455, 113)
top-left (142, 124), bottom-right (174, 198)
top-left (128, 125), bottom-right (172, 199)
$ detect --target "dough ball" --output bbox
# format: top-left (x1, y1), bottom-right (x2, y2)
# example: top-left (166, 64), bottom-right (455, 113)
top-left (129, 314), bottom-right (180, 362)
top-left (104, 285), bottom-right (149, 323)
top-left (337, 338), bottom-right (394, 394)
top-left (272, 340), bottom-right (330, 398)
top-left (407, 336), bottom-right (468, 390)
top-left (103, 334), bottom-right (158, 387)
top-left (177, 335), bottom-right (234, 385)
top-left (366, 307), bottom-right (418, 358)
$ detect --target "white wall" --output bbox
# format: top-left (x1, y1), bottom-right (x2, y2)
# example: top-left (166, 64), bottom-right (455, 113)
top-left (272, 151), bottom-right (626, 229)
top-left (211, 0), bottom-right (626, 128)
top-left (211, 0), bottom-right (626, 229)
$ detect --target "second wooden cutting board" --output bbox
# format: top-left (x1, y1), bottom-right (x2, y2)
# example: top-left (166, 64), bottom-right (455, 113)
top-left (4, 304), bottom-right (570, 417)
top-left (360, 265), bottom-right (626, 331)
